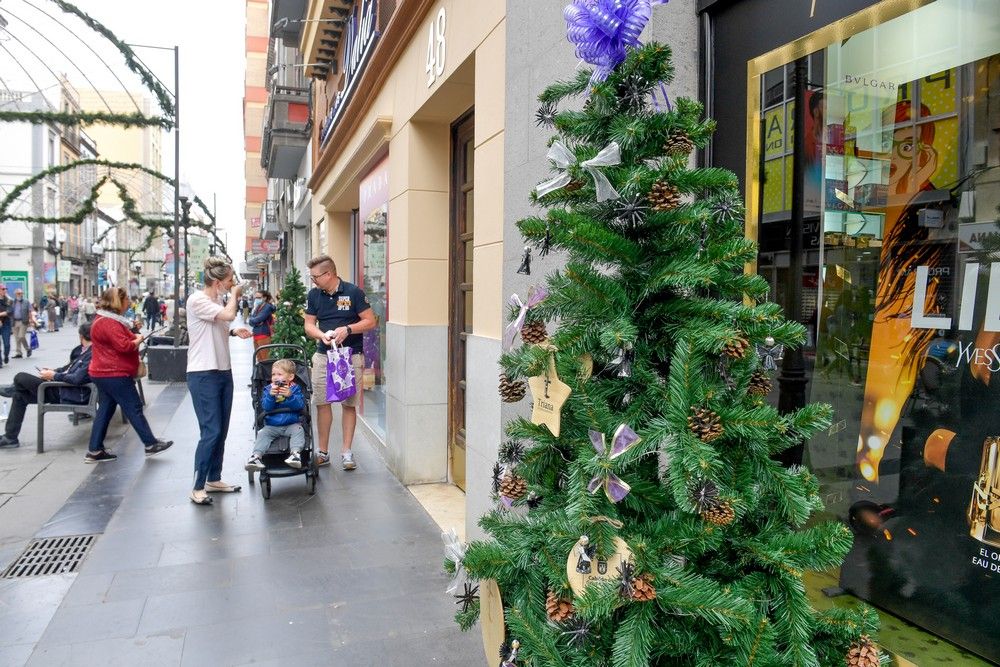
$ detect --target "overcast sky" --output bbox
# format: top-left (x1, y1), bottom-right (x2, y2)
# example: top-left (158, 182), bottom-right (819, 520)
top-left (54, 0), bottom-right (247, 256)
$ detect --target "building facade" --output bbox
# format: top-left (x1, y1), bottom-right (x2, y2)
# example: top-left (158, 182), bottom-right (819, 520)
top-left (700, 0), bottom-right (1000, 661)
top-left (299, 0), bottom-right (697, 529)
top-left (244, 0), bottom-right (271, 287)
top-left (0, 90), bottom-right (62, 304)
top-left (76, 90), bottom-right (165, 296)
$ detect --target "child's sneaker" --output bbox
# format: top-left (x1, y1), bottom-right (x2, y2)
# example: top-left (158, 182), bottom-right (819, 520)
top-left (285, 451), bottom-right (302, 469)
top-left (341, 450), bottom-right (356, 471)
top-left (244, 454), bottom-right (265, 471)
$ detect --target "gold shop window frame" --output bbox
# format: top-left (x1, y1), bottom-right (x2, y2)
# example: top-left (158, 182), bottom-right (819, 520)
top-left (743, 0), bottom-right (939, 264)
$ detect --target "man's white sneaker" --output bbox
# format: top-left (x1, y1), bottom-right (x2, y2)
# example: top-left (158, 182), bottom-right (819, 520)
top-left (341, 451), bottom-right (356, 471)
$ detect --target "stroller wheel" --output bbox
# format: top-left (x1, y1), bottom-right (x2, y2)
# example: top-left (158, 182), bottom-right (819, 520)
top-left (260, 474), bottom-right (271, 500)
top-left (307, 471), bottom-right (317, 495)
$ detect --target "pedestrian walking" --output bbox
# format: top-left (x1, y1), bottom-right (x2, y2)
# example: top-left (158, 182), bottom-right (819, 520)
top-left (0, 322), bottom-right (94, 449)
top-left (68, 295), bottom-right (79, 325)
top-left (247, 290), bottom-right (275, 362)
top-left (303, 254), bottom-right (376, 470)
top-left (0, 285), bottom-right (11, 367)
top-left (81, 297), bottom-right (96, 323)
top-left (10, 289), bottom-right (34, 358)
top-left (44, 294), bottom-right (57, 332)
top-left (186, 257), bottom-right (252, 505)
top-left (143, 292), bottom-right (159, 331)
top-left (85, 287), bottom-right (173, 464)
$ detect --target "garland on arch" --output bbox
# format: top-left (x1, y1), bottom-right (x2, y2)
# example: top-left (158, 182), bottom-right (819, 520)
top-left (0, 109), bottom-right (173, 130)
top-left (0, 0), bottom-right (175, 129)
top-left (0, 158), bottom-right (228, 258)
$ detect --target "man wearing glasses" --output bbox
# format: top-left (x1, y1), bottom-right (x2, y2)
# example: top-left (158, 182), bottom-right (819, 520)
top-left (303, 254), bottom-right (376, 470)
top-left (0, 285), bottom-right (11, 367)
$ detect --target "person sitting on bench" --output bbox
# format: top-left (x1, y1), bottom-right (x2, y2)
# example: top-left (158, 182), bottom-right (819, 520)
top-left (0, 322), bottom-right (94, 449)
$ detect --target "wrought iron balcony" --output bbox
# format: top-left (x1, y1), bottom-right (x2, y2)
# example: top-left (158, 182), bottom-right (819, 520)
top-left (260, 84), bottom-right (311, 180)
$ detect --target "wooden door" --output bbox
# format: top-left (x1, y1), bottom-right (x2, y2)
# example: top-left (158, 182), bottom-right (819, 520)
top-left (448, 110), bottom-right (474, 491)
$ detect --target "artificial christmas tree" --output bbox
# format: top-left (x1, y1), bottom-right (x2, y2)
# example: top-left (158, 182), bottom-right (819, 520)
top-left (448, 2), bottom-right (879, 665)
top-left (269, 266), bottom-right (315, 360)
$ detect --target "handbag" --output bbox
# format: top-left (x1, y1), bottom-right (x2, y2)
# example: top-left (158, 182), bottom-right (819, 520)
top-left (28, 328), bottom-right (39, 350)
top-left (325, 343), bottom-right (357, 403)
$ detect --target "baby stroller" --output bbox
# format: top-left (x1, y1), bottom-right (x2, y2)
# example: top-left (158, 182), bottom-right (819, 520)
top-left (248, 344), bottom-right (317, 498)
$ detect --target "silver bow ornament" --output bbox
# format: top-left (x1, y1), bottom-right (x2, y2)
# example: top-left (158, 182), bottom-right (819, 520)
top-left (503, 286), bottom-right (548, 350)
top-left (534, 141), bottom-right (622, 202)
top-left (441, 528), bottom-right (468, 594)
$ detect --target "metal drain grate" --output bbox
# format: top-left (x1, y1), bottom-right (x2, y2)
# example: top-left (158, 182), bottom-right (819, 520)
top-left (2, 534), bottom-right (98, 578)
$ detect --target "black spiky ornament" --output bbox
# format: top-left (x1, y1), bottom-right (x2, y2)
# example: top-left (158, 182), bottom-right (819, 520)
top-left (690, 479), bottom-right (720, 512)
top-left (535, 100), bottom-right (557, 127)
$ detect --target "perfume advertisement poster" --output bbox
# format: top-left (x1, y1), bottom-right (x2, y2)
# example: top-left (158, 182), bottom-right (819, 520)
top-left (809, 59), bottom-right (1000, 663)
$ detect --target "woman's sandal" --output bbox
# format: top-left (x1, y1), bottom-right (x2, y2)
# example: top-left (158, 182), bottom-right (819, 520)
top-left (190, 490), bottom-right (213, 505)
top-left (205, 481), bottom-right (242, 493)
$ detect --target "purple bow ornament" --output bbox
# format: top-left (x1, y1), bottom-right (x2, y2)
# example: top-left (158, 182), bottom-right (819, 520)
top-left (586, 424), bottom-right (641, 503)
top-left (534, 140), bottom-right (622, 202)
top-left (564, 0), bottom-right (670, 84)
top-left (503, 286), bottom-right (548, 350)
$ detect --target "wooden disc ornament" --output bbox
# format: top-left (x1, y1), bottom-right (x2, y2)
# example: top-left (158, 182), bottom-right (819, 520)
top-left (528, 352), bottom-right (571, 437)
top-left (565, 535), bottom-right (634, 597)
top-left (480, 579), bottom-right (506, 667)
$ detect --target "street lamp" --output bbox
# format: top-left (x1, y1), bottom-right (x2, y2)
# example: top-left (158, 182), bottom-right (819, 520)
top-left (178, 192), bottom-right (192, 301)
top-left (44, 226), bottom-right (67, 300)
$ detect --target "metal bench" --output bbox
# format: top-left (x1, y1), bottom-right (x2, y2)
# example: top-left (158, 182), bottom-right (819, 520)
top-left (36, 379), bottom-right (146, 454)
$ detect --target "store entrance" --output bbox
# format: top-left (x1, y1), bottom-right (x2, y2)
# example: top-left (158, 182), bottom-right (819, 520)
top-left (448, 110), bottom-right (474, 491)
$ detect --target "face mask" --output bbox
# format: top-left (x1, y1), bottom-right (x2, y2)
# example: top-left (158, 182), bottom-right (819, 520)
top-left (253, 298), bottom-right (262, 307)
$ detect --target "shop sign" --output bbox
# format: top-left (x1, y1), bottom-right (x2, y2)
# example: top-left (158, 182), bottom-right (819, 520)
top-left (251, 239), bottom-right (281, 254)
top-left (57, 260), bottom-right (72, 282)
top-left (958, 221), bottom-right (1000, 253)
top-left (320, 0), bottom-right (379, 148)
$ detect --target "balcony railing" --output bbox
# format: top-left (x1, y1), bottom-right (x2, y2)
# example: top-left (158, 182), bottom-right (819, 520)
top-left (260, 85), bottom-right (311, 180)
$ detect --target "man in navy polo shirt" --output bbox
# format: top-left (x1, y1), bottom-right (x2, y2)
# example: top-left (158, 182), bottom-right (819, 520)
top-left (304, 254), bottom-right (376, 469)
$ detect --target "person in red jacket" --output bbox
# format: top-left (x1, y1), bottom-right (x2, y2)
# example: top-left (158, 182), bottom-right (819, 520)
top-left (86, 287), bottom-right (173, 463)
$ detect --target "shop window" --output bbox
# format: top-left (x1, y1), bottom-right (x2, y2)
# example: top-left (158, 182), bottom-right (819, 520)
top-left (357, 158), bottom-right (389, 440)
top-left (747, 0), bottom-right (1000, 659)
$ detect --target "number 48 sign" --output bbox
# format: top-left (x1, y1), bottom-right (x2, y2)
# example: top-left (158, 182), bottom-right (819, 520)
top-left (425, 7), bottom-right (446, 87)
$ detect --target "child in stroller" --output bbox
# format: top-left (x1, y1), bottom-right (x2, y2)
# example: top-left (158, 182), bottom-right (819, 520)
top-left (246, 359), bottom-right (306, 471)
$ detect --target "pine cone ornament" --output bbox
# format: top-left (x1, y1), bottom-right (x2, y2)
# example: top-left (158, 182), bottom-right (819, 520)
top-left (846, 635), bottom-right (880, 667)
top-left (688, 406), bottom-right (723, 442)
top-left (631, 575), bottom-right (656, 602)
top-left (499, 374), bottom-right (526, 402)
top-left (499, 472), bottom-right (527, 501)
top-left (701, 500), bottom-right (735, 526)
top-left (722, 334), bottom-right (751, 359)
top-left (663, 130), bottom-right (695, 157)
top-left (520, 320), bottom-right (548, 345)
top-left (649, 180), bottom-right (682, 211)
top-left (545, 590), bottom-right (575, 622)
top-left (748, 369), bottom-right (772, 396)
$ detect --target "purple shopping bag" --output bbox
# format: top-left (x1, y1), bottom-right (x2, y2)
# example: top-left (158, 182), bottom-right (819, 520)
top-left (325, 344), bottom-right (357, 403)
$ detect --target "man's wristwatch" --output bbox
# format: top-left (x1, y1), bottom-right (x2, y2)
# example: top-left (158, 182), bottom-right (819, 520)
top-left (345, 325), bottom-right (353, 335)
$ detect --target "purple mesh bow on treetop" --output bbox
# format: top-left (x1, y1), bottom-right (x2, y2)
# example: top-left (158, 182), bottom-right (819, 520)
top-left (563, 0), bottom-right (669, 84)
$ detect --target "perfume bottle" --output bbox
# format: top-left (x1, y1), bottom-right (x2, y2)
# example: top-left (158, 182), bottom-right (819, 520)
top-left (968, 436), bottom-right (1000, 547)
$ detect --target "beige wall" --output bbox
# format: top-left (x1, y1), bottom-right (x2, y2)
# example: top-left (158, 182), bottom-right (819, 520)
top-left (312, 0), bottom-right (505, 336)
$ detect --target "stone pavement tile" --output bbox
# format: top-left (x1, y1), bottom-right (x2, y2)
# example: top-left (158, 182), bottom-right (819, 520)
top-left (0, 642), bottom-right (34, 667)
top-left (34, 597), bottom-right (145, 647)
top-left (58, 572), bottom-right (114, 608)
top-left (26, 634), bottom-right (185, 667)
top-left (157, 531), bottom-right (271, 567)
top-left (76, 532), bottom-right (164, 575)
top-left (103, 560), bottom-right (233, 603)
top-left (0, 575), bottom-right (74, 647)
top-left (178, 607), bottom-right (332, 667)
top-left (136, 583), bottom-right (271, 636)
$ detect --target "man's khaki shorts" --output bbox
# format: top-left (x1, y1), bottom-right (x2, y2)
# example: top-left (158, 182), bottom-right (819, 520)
top-left (311, 352), bottom-right (364, 407)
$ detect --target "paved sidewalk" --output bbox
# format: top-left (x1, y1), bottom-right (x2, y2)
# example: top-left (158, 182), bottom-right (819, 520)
top-left (0, 335), bottom-right (483, 666)
top-left (0, 326), bottom-right (168, 571)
